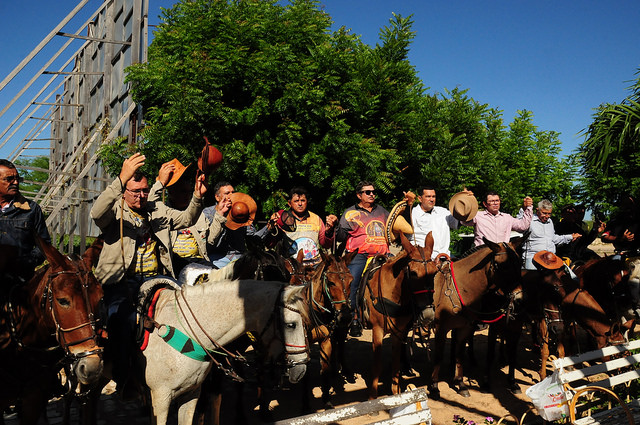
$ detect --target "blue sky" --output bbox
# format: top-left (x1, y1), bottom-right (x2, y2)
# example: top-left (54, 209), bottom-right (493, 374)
top-left (1, 0), bottom-right (639, 159)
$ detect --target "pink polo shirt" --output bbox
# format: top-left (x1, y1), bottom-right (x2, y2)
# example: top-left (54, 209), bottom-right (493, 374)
top-left (466, 207), bottom-right (533, 246)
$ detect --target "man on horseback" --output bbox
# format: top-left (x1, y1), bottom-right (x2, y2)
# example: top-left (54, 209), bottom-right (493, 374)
top-left (410, 186), bottom-right (476, 259)
top-left (0, 159), bottom-right (51, 285)
top-left (202, 181), bottom-right (265, 268)
top-left (463, 191), bottom-right (533, 246)
top-left (90, 153), bottom-right (207, 394)
top-left (265, 186), bottom-right (338, 267)
top-left (521, 199), bottom-right (581, 270)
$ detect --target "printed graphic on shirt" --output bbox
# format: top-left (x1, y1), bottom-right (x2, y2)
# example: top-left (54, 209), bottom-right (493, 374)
top-left (289, 236), bottom-right (320, 261)
top-left (345, 210), bottom-right (365, 227)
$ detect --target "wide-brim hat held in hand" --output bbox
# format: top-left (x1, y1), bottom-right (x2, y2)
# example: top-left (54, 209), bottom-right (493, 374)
top-left (533, 250), bottom-right (565, 270)
top-left (385, 201), bottom-right (414, 245)
top-left (449, 192), bottom-right (478, 222)
top-left (198, 136), bottom-right (223, 176)
top-left (225, 192), bottom-right (257, 230)
top-left (164, 158), bottom-right (192, 187)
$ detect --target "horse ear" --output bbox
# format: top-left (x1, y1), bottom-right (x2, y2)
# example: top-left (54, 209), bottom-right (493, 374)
top-left (423, 231), bottom-right (434, 259)
top-left (319, 249), bottom-right (329, 264)
top-left (509, 230), bottom-right (529, 252)
top-left (82, 236), bottom-right (104, 269)
top-left (343, 249), bottom-right (358, 266)
top-left (482, 236), bottom-right (500, 253)
top-left (391, 253), bottom-right (412, 278)
top-left (296, 249), bottom-right (305, 264)
top-left (399, 232), bottom-right (414, 253)
top-left (36, 236), bottom-right (70, 269)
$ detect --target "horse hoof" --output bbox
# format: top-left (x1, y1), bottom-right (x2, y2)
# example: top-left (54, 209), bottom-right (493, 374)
top-left (509, 385), bottom-right (522, 394)
top-left (323, 402), bottom-right (335, 410)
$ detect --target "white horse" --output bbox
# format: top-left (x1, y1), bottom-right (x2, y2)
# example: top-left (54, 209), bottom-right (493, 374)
top-left (142, 279), bottom-right (309, 425)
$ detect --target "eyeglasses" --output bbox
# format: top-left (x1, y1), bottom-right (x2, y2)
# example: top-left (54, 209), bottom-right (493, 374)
top-left (486, 200), bottom-right (500, 204)
top-left (126, 188), bottom-right (150, 197)
top-left (360, 190), bottom-right (377, 196)
top-left (0, 175), bottom-right (23, 183)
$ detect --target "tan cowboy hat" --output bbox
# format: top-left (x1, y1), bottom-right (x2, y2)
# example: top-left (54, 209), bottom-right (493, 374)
top-left (385, 201), bottom-right (414, 245)
top-left (533, 250), bottom-right (564, 270)
top-left (164, 158), bottom-right (192, 187)
top-left (225, 192), bottom-right (257, 230)
top-left (449, 191), bottom-right (478, 222)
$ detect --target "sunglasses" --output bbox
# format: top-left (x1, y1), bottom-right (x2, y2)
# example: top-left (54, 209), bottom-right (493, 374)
top-left (1, 175), bottom-right (23, 183)
top-left (360, 190), bottom-right (377, 196)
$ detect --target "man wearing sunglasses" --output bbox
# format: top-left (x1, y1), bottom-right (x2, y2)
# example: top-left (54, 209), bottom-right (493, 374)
top-left (0, 159), bottom-right (51, 282)
top-left (336, 181), bottom-right (390, 337)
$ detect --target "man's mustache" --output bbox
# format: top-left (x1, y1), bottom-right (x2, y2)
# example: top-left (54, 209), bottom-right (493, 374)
top-left (8, 185), bottom-right (18, 191)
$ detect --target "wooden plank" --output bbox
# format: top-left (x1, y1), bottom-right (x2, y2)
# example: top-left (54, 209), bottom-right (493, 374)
top-left (559, 353), bottom-right (640, 384)
top-left (370, 409), bottom-right (432, 425)
top-left (553, 340), bottom-right (640, 369)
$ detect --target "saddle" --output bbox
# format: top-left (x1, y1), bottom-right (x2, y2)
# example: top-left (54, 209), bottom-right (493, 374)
top-left (135, 277), bottom-right (181, 349)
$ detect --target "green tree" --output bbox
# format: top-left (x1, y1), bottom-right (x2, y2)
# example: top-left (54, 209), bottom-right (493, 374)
top-left (578, 69), bottom-right (640, 211)
top-left (116, 0), bottom-right (575, 220)
top-left (14, 156), bottom-right (49, 196)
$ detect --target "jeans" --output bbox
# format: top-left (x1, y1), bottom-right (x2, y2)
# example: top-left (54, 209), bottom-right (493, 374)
top-left (347, 253), bottom-right (369, 314)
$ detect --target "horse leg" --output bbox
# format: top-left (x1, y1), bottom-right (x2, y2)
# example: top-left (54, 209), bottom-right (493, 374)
top-left (505, 320), bottom-right (522, 394)
top-left (369, 324), bottom-right (385, 399)
top-left (318, 337), bottom-right (334, 409)
top-left (453, 326), bottom-right (473, 397)
top-left (333, 327), bottom-right (356, 384)
top-left (150, 390), bottom-right (171, 425)
top-left (538, 320), bottom-right (549, 381)
top-left (390, 332), bottom-right (405, 395)
top-left (482, 324), bottom-right (498, 391)
top-left (176, 390), bottom-right (201, 425)
top-left (429, 326), bottom-right (447, 400)
top-left (194, 370), bottom-right (222, 425)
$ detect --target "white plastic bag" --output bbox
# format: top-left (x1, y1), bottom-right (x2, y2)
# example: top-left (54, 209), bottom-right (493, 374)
top-left (525, 372), bottom-right (570, 421)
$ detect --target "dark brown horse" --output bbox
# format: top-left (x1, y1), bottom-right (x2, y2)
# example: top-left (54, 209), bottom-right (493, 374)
top-left (429, 236), bottom-right (525, 399)
top-left (575, 256), bottom-right (637, 336)
top-left (360, 232), bottom-right (437, 399)
top-left (0, 237), bottom-right (104, 425)
top-left (300, 250), bottom-right (354, 411)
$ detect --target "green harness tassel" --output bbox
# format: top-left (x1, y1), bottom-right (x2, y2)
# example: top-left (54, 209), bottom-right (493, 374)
top-left (159, 325), bottom-right (209, 362)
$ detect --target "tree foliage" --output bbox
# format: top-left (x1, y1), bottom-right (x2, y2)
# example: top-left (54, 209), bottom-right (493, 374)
top-left (115, 0), bottom-right (575, 219)
top-left (578, 69), bottom-right (640, 212)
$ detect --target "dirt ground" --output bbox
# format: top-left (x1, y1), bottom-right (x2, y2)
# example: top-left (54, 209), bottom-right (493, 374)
top-left (4, 324), bottom-right (549, 425)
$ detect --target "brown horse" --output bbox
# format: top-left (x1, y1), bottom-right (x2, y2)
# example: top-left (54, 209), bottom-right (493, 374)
top-left (575, 256), bottom-right (637, 335)
top-left (522, 266), bottom-right (625, 381)
top-left (360, 232), bottom-right (437, 399)
top-left (0, 237), bottom-right (104, 425)
top-left (429, 236), bottom-right (525, 399)
top-left (300, 250), bottom-right (354, 411)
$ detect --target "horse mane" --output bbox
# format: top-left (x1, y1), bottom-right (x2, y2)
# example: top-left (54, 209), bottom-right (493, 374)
top-left (459, 244), bottom-right (487, 259)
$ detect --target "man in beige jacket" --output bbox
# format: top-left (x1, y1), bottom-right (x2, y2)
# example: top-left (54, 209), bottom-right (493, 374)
top-left (90, 153), bottom-right (207, 395)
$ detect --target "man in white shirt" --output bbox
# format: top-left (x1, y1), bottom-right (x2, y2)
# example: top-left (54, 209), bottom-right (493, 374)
top-left (410, 186), bottom-right (475, 259)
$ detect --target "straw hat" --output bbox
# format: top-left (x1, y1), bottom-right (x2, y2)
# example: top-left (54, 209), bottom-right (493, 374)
top-left (164, 158), bottom-right (192, 187)
top-left (225, 192), bottom-right (257, 230)
top-left (385, 201), bottom-right (414, 245)
top-left (533, 250), bottom-right (564, 270)
top-left (449, 192), bottom-right (478, 222)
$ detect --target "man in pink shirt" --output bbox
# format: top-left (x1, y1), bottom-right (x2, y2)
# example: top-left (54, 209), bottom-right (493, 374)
top-left (463, 191), bottom-right (533, 246)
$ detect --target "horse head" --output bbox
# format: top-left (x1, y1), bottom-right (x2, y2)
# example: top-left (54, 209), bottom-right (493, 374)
top-left (482, 236), bottom-right (524, 293)
top-left (234, 236), bottom-right (290, 281)
top-left (316, 250), bottom-right (353, 327)
top-left (33, 236), bottom-right (104, 386)
top-left (278, 285), bottom-right (310, 384)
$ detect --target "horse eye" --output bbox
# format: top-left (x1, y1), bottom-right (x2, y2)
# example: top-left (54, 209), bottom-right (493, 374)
top-left (286, 322), bottom-right (297, 330)
top-left (56, 298), bottom-right (71, 308)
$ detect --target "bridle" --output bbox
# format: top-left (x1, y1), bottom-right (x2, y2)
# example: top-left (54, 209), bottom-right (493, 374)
top-left (41, 260), bottom-right (103, 361)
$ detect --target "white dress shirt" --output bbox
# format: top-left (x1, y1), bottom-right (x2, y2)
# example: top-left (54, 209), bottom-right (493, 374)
top-left (411, 205), bottom-right (458, 259)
